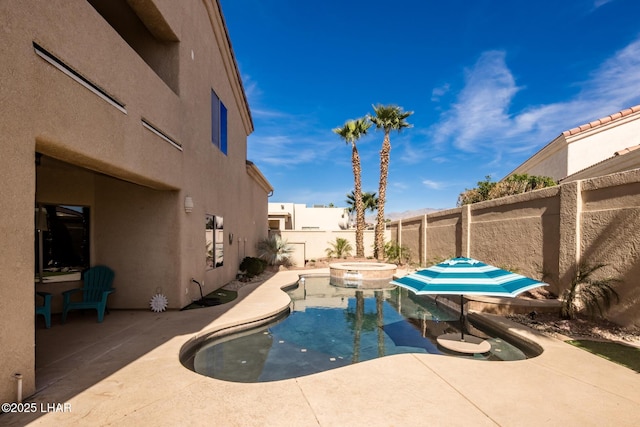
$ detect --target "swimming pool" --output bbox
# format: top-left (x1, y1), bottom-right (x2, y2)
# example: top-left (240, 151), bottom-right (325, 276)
top-left (189, 275), bottom-right (534, 383)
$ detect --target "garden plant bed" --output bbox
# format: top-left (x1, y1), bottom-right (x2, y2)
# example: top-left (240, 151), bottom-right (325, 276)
top-left (507, 312), bottom-right (640, 345)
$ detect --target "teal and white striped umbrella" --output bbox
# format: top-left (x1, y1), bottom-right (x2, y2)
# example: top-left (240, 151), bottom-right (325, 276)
top-left (391, 257), bottom-right (548, 343)
top-left (391, 257), bottom-right (547, 297)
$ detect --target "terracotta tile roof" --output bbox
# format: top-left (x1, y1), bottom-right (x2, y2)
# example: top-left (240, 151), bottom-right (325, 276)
top-left (562, 104), bottom-right (640, 136)
top-left (614, 144), bottom-right (640, 156)
top-left (561, 144), bottom-right (640, 182)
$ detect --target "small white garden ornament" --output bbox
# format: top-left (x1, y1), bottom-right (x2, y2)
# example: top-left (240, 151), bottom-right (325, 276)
top-left (150, 288), bottom-right (168, 312)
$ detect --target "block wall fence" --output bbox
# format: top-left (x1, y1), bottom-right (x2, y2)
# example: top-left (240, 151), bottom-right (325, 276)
top-left (387, 169), bottom-right (640, 327)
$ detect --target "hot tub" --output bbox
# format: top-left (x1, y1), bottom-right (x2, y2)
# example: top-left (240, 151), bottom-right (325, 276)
top-left (329, 262), bottom-right (397, 288)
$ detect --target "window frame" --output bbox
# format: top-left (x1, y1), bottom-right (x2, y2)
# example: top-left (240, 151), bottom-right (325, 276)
top-left (211, 89), bottom-right (228, 155)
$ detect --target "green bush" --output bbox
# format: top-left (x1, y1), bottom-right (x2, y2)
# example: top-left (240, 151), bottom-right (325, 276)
top-left (457, 174), bottom-right (556, 206)
top-left (326, 237), bottom-right (353, 258)
top-left (239, 257), bottom-right (267, 277)
top-left (384, 241), bottom-right (411, 265)
top-left (257, 235), bottom-right (294, 266)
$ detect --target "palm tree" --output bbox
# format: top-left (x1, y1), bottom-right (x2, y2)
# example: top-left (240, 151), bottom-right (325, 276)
top-left (362, 191), bottom-right (378, 216)
top-left (346, 190), bottom-right (377, 223)
top-left (362, 191), bottom-right (378, 230)
top-left (345, 191), bottom-right (357, 219)
top-left (369, 104), bottom-right (413, 260)
top-left (333, 118), bottom-right (372, 257)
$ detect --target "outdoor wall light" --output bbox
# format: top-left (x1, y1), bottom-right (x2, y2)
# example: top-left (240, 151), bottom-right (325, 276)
top-left (229, 233), bottom-right (234, 244)
top-left (184, 196), bottom-right (194, 213)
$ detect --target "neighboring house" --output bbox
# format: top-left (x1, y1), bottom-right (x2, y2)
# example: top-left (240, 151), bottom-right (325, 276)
top-left (0, 0), bottom-right (272, 403)
top-left (268, 203), bottom-right (350, 231)
top-left (507, 105), bottom-right (640, 181)
top-left (562, 144), bottom-right (640, 183)
top-left (268, 202), bottom-right (388, 265)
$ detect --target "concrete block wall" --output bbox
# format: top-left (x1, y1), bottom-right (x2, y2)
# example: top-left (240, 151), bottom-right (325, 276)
top-left (388, 169), bottom-right (640, 327)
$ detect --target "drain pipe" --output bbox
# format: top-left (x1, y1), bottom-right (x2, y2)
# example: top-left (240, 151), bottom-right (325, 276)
top-left (191, 278), bottom-right (205, 300)
top-left (14, 373), bottom-right (23, 403)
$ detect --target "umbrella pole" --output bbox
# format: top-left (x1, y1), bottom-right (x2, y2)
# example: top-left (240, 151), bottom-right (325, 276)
top-left (460, 295), bottom-right (465, 341)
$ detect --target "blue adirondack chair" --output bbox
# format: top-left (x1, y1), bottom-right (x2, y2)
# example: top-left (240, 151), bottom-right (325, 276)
top-left (35, 291), bottom-right (52, 328)
top-left (62, 265), bottom-right (115, 323)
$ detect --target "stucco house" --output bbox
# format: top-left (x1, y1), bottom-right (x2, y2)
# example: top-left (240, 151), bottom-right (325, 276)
top-left (268, 202), bottom-right (389, 265)
top-left (0, 0), bottom-right (272, 403)
top-left (507, 105), bottom-right (640, 181)
top-left (268, 203), bottom-right (351, 231)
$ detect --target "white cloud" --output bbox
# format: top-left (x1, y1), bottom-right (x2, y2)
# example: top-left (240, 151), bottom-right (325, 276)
top-left (243, 74), bottom-right (345, 168)
top-left (429, 36), bottom-right (640, 156)
top-left (431, 83), bottom-right (450, 101)
top-left (392, 182), bottom-right (409, 190)
top-left (240, 73), bottom-right (261, 105)
top-left (284, 188), bottom-right (351, 207)
top-left (249, 131), bottom-right (338, 167)
top-left (422, 179), bottom-right (444, 190)
top-left (593, 0), bottom-right (615, 8)
top-left (251, 108), bottom-right (289, 119)
top-left (432, 156), bottom-right (448, 164)
top-left (431, 51), bottom-right (522, 152)
top-left (584, 38), bottom-right (640, 105)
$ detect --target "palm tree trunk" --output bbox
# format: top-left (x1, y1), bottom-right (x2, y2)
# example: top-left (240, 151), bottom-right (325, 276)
top-left (375, 290), bottom-right (385, 357)
top-left (374, 132), bottom-right (391, 260)
top-left (352, 144), bottom-right (365, 257)
top-left (352, 290), bottom-right (364, 363)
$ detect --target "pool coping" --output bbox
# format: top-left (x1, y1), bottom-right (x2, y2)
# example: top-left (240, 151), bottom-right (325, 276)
top-left (179, 271), bottom-right (545, 371)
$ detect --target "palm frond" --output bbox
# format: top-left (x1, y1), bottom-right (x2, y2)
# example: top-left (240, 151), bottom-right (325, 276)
top-left (369, 104), bottom-right (413, 132)
top-left (257, 235), bottom-right (294, 266)
top-left (561, 262), bottom-right (620, 319)
top-left (333, 117), bottom-right (371, 144)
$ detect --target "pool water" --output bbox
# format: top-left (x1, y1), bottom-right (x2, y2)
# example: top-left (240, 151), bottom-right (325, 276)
top-left (192, 275), bottom-right (528, 382)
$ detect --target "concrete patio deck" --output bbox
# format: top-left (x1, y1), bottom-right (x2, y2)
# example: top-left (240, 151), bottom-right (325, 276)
top-left (2, 269), bottom-right (639, 426)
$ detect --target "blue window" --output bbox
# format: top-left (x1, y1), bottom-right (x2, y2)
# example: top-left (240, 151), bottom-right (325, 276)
top-left (220, 103), bottom-right (227, 155)
top-left (211, 89), bottom-right (227, 155)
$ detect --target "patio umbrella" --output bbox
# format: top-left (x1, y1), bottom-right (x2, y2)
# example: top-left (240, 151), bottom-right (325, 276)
top-left (390, 257), bottom-right (548, 351)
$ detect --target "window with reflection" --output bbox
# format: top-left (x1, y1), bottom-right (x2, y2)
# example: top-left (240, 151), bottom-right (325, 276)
top-left (206, 214), bottom-right (224, 269)
top-left (35, 204), bottom-right (90, 282)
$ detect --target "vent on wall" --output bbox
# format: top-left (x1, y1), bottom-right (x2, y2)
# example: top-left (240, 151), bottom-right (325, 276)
top-left (33, 42), bottom-right (127, 114)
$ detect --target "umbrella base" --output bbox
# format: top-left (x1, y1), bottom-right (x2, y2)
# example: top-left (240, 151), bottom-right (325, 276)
top-left (437, 333), bottom-right (491, 354)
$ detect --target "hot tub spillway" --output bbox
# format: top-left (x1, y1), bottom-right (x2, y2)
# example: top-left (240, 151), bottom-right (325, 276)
top-left (329, 262), bottom-right (397, 289)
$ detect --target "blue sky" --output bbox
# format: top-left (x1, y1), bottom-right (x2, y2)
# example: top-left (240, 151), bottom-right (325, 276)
top-left (220, 0), bottom-right (640, 212)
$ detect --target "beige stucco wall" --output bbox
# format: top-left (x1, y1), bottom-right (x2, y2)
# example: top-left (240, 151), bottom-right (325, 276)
top-left (579, 171), bottom-right (640, 326)
top-left (426, 209), bottom-right (463, 261)
top-left (269, 203), bottom-right (350, 231)
top-left (277, 230), bottom-right (388, 263)
top-left (294, 205), bottom-right (350, 230)
top-left (0, 0), bottom-right (270, 403)
top-left (566, 115), bottom-right (640, 177)
top-left (469, 187), bottom-right (561, 288)
top-left (388, 216), bottom-right (425, 265)
top-left (388, 169), bottom-right (640, 327)
top-left (511, 135), bottom-right (570, 181)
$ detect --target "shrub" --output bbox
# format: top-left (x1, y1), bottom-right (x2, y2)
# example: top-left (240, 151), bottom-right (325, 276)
top-left (384, 241), bottom-right (411, 265)
top-left (239, 257), bottom-right (267, 277)
top-left (257, 235), bottom-right (294, 266)
top-left (561, 262), bottom-right (620, 320)
top-left (457, 174), bottom-right (556, 206)
top-left (325, 237), bottom-right (353, 258)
